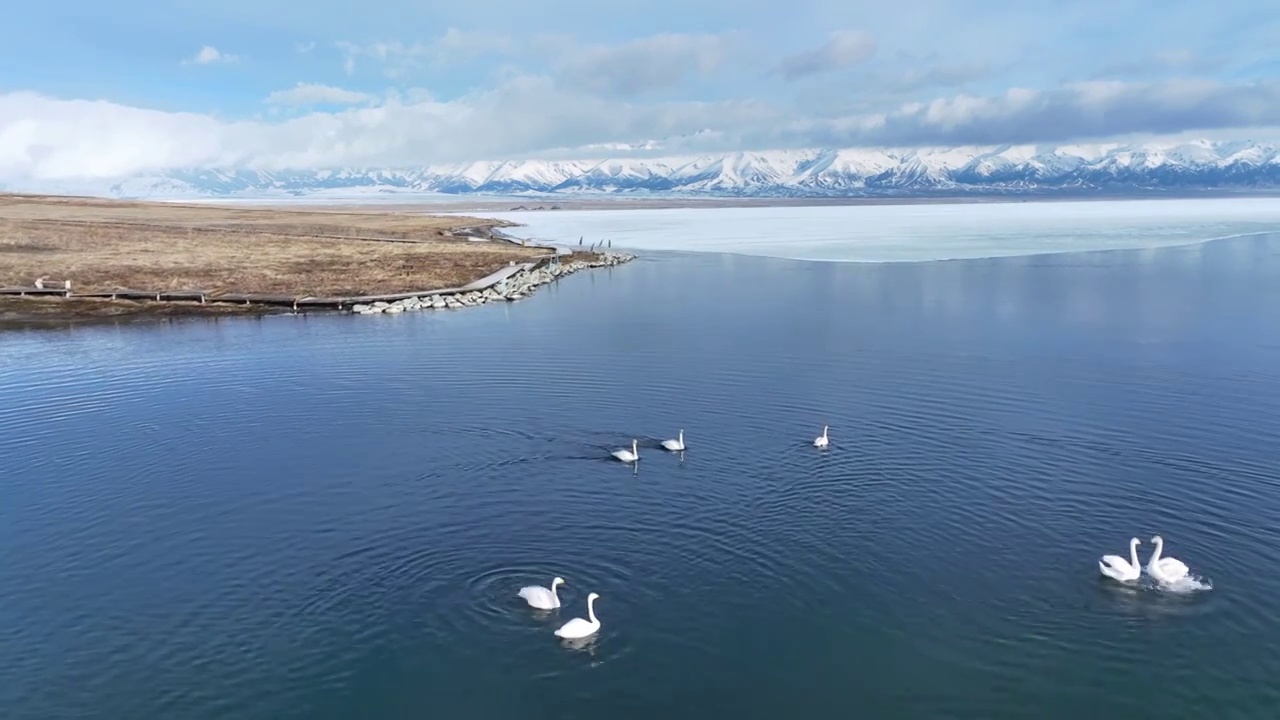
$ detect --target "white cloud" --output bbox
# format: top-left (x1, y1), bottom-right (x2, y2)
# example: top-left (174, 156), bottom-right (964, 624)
top-left (1094, 48), bottom-right (1227, 79)
top-left (434, 27), bottom-right (517, 59)
top-left (265, 83), bottom-right (374, 107)
top-left (337, 29), bottom-right (516, 77)
top-left (547, 33), bottom-right (734, 96)
top-left (776, 30), bottom-right (876, 80)
top-left (0, 92), bottom-right (232, 179)
top-left (184, 45), bottom-right (238, 65)
top-left (3, 77), bottom-right (1280, 184)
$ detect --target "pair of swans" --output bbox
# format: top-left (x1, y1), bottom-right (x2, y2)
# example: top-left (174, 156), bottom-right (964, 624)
top-left (516, 576), bottom-right (601, 639)
top-left (612, 429), bottom-right (685, 463)
top-left (1099, 535), bottom-right (1190, 584)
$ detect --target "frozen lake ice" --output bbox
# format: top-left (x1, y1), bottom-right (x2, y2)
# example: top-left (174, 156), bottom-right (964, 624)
top-left (483, 197), bottom-right (1280, 262)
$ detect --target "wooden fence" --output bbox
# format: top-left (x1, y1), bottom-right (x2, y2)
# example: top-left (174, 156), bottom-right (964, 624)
top-left (0, 254), bottom-right (567, 311)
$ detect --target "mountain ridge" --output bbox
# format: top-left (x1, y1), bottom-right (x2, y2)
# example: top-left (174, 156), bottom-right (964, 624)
top-left (9, 139), bottom-right (1280, 199)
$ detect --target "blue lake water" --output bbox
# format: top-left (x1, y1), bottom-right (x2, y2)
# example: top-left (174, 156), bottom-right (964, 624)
top-left (3, 231), bottom-right (1280, 718)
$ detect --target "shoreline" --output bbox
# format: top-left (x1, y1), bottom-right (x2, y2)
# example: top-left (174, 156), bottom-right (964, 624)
top-left (0, 296), bottom-right (286, 331)
top-left (1, 194), bottom-right (641, 330)
top-left (348, 251), bottom-right (634, 315)
top-left (0, 250), bottom-right (636, 329)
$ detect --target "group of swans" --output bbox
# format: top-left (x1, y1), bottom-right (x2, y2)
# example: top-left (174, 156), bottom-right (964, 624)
top-left (1099, 535), bottom-right (1191, 585)
top-left (612, 425), bottom-right (827, 464)
top-left (517, 576), bottom-right (602, 639)
top-left (611, 429), bottom-right (685, 463)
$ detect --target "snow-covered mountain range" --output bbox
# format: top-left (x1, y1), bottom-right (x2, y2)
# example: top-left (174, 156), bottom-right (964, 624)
top-left (15, 140), bottom-right (1280, 200)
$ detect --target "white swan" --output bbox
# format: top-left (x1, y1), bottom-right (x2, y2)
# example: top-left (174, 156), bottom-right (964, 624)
top-left (1098, 537), bottom-right (1142, 582)
top-left (1147, 535), bottom-right (1190, 584)
top-left (554, 592), bottom-right (601, 639)
top-left (661, 430), bottom-right (685, 452)
top-left (813, 425), bottom-right (829, 448)
top-left (517, 576), bottom-right (565, 609)
top-left (612, 439), bottom-right (639, 463)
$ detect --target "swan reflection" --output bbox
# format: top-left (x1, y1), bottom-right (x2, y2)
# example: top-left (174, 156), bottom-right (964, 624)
top-left (559, 633), bottom-right (599, 654)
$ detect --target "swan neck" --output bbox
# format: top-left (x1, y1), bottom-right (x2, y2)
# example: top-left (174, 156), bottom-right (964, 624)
top-left (1150, 538), bottom-right (1162, 564)
top-left (587, 596), bottom-right (597, 624)
top-left (1129, 542), bottom-right (1139, 568)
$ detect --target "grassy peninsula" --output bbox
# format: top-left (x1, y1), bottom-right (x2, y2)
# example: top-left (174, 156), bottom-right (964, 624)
top-left (0, 194), bottom-right (606, 328)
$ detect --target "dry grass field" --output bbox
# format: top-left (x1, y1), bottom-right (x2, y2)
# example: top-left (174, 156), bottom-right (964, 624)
top-left (0, 194), bottom-right (552, 297)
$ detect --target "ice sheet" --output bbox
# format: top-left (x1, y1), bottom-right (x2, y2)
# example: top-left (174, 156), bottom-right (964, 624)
top-left (482, 198), bottom-right (1280, 262)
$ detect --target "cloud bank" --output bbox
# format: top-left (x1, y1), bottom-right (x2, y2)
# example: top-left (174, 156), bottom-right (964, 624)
top-left (4, 76), bottom-right (1279, 184)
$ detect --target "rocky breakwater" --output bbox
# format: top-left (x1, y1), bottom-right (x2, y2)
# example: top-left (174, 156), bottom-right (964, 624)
top-left (349, 251), bottom-right (635, 315)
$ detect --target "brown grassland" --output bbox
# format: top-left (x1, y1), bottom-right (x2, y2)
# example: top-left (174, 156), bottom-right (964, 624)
top-left (0, 194), bottom-right (554, 297)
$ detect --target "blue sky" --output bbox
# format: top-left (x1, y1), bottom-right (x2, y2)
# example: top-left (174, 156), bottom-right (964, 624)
top-left (2, 0), bottom-right (1279, 181)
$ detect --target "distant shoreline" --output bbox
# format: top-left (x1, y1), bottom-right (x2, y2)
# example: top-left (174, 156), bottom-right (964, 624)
top-left (6, 191), bottom-right (1277, 329)
top-left (236, 189), bottom-right (1280, 215)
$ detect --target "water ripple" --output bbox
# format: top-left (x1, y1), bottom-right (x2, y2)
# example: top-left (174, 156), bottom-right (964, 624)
top-left (4, 234), bottom-right (1280, 718)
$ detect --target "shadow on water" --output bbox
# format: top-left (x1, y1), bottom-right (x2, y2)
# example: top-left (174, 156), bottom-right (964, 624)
top-left (558, 634), bottom-right (601, 656)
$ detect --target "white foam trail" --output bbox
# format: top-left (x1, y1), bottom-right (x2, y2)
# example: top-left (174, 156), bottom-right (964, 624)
top-left (480, 197), bottom-right (1280, 263)
top-left (1153, 574), bottom-right (1214, 594)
